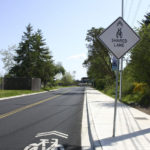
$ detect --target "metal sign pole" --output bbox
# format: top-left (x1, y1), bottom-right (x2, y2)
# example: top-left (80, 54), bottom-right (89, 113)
top-left (122, 0), bottom-right (124, 18)
top-left (97, 0), bottom-right (140, 138)
top-left (119, 0), bottom-right (124, 102)
top-left (113, 59), bottom-right (119, 137)
top-left (119, 58), bottom-right (123, 102)
top-left (114, 0), bottom-right (124, 137)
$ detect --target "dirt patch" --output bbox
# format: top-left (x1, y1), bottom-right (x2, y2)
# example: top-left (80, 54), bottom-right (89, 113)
top-left (134, 106), bottom-right (150, 115)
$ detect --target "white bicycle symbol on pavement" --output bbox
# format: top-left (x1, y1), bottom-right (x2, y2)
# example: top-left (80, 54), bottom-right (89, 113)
top-left (24, 138), bottom-right (64, 150)
top-left (24, 131), bottom-right (68, 150)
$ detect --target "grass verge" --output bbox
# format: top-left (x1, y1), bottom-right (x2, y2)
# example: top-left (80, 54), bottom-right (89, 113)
top-left (0, 90), bottom-right (44, 98)
top-left (0, 86), bottom-right (76, 98)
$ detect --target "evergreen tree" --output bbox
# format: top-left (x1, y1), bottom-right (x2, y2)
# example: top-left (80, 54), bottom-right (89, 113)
top-left (10, 24), bottom-right (34, 77)
top-left (32, 29), bottom-right (55, 86)
top-left (9, 24), bottom-right (55, 87)
top-left (141, 12), bottom-right (150, 26)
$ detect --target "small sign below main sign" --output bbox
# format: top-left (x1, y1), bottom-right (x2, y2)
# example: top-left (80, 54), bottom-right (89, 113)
top-left (112, 56), bottom-right (118, 71)
top-left (97, 17), bottom-right (140, 59)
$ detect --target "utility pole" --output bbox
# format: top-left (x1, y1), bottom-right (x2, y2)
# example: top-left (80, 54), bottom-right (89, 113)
top-left (113, 0), bottom-right (124, 137)
top-left (119, 0), bottom-right (124, 102)
top-left (113, 58), bottom-right (119, 137)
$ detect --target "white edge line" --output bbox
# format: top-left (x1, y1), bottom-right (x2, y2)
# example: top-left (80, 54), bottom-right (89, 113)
top-left (81, 87), bottom-right (91, 150)
top-left (0, 89), bottom-right (58, 101)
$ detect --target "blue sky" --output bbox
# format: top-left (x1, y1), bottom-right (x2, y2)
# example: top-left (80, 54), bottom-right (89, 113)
top-left (0, 0), bottom-right (150, 79)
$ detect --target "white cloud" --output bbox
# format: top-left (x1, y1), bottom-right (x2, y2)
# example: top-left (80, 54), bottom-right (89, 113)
top-left (67, 53), bottom-right (86, 60)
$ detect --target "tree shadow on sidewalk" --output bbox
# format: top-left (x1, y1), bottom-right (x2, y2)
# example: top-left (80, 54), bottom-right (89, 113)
top-left (88, 100), bottom-right (123, 108)
top-left (94, 128), bottom-right (150, 148)
top-left (101, 101), bottom-right (123, 107)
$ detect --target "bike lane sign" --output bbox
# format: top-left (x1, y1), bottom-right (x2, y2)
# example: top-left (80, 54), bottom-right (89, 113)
top-left (97, 17), bottom-right (140, 59)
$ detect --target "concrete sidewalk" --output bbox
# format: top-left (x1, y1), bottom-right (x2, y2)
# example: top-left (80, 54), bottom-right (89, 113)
top-left (82, 87), bottom-right (150, 150)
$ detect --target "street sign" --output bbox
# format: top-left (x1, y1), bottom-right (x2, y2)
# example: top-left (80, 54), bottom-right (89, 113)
top-left (97, 17), bottom-right (140, 59)
top-left (98, 17), bottom-right (140, 138)
top-left (112, 56), bottom-right (118, 71)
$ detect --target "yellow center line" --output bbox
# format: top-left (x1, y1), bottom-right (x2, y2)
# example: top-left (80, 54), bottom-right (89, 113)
top-left (0, 89), bottom-right (71, 119)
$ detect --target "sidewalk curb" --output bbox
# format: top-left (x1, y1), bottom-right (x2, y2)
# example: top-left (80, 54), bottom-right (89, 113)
top-left (86, 88), bottom-right (103, 150)
top-left (81, 88), bottom-right (102, 150)
top-left (81, 88), bottom-right (91, 150)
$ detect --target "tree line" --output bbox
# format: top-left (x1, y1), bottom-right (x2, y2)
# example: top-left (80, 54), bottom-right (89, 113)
top-left (84, 12), bottom-right (150, 107)
top-left (1, 24), bottom-right (75, 87)
top-left (83, 27), bottom-right (115, 90)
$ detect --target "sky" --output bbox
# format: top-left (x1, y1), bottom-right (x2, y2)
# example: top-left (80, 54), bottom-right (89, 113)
top-left (0, 0), bottom-right (150, 80)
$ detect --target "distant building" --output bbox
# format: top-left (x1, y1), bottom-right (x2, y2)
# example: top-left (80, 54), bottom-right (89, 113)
top-left (81, 77), bottom-right (89, 83)
top-left (79, 77), bottom-right (92, 86)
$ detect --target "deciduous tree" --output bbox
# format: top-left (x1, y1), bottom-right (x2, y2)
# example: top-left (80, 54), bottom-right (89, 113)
top-left (83, 27), bottom-right (115, 89)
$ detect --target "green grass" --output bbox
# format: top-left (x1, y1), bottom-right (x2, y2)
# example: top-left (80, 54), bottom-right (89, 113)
top-left (0, 90), bottom-right (43, 98)
top-left (0, 85), bottom-right (76, 98)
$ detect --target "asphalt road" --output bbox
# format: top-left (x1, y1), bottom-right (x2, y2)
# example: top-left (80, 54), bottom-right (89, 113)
top-left (0, 87), bottom-right (85, 150)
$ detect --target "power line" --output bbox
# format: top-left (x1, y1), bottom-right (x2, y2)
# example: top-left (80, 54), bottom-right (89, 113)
top-left (131, 0), bottom-right (142, 26)
top-left (127, 0), bottom-right (134, 22)
top-left (124, 0), bottom-right (128, 17)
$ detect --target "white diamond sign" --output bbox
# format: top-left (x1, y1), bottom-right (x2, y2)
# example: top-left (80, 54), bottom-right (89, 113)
top-left (97, 17), bottom-right (140, 59)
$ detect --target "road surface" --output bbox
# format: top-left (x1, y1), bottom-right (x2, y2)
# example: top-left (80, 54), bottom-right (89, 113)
top-left (0, 87), bottom-right (85, 150)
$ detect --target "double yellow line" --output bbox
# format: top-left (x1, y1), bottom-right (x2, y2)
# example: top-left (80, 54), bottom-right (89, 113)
top-left (0, 90), bottom-right (70, 119)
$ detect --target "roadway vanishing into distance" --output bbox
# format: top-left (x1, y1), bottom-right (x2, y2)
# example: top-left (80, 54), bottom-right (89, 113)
top-left (0, 87), bottom-right (85, 150)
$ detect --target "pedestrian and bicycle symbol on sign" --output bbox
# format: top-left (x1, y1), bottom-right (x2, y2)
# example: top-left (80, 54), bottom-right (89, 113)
top-left (97, 17), bottom-right (140, 59)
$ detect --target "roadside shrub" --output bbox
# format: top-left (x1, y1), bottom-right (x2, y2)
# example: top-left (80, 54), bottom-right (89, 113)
top-left (122, 81), bottom-right (134, 96)
top-left (122, 82), bottom-right (150, 107)
top-left (133, 82), bottom-right (148, 94)
top-left (122, 93), bottom-right (142, 106)
top-left (133, 82), bottom-right (150, 107)
top-left (139, 88), bottom-right (150, 107)
top-left (95, 79), bottom-right (105, 90)
top-left (103, 83), bottom-right (116, 98)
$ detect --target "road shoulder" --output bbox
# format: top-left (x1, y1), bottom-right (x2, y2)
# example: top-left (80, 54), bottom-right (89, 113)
top-left (0, 89), bottom-right (58, 101)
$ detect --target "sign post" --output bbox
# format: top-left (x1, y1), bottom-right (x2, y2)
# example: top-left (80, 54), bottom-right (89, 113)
top-left (97, 17), bottom-right (140, 137)
top-left (119, 0), bottom-right (124, 102)
top-left (113, 58), bottom-right (119, 137)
